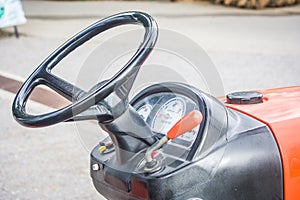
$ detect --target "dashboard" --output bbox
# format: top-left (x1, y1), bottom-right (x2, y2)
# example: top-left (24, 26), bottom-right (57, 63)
top-left (131, 83), bottom-right (207, 161)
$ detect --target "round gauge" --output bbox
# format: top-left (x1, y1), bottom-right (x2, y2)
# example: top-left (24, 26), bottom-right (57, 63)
top-left (130, 83), bottom-right (208, 161)
top-left (151, 97), bottom-right (186, 134)
top-left (137, 104), bottom-right (152, 121)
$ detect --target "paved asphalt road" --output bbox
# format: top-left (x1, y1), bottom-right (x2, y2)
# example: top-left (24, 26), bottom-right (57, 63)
top-left (0, 1), bottom-right (299, 199)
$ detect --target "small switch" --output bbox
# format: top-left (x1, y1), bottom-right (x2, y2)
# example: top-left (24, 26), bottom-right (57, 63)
top-left (105, 141), bottom-right (113, 149)
top-left (98, 146), bottom-right (107, 154)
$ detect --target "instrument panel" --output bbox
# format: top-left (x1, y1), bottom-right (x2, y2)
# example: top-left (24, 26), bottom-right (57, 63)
top-left (131, 85), bottom-right (205, 161)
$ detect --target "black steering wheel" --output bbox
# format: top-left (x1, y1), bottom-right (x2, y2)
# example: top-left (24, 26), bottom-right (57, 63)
top-left (12, 12), bottom-right (158, 127)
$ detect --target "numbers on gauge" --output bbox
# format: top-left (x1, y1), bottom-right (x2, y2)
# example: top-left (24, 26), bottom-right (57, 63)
top-left (151, 97), bottom-right (186, 135)
top-left (137, 104), bottom-right (153, 121)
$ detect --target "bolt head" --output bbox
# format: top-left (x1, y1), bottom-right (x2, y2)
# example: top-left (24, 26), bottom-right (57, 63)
top-left (92, 164), bottom-right (102, 171)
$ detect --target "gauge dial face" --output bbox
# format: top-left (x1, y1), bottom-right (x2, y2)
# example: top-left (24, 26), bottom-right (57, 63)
top-left (137, 104), bottom-right (152, 121)
top-left (151, 97), bottom-right (186, 135)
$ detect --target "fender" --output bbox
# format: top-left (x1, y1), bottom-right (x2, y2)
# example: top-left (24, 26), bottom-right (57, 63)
top-left (225, 86), bottom-right (300, 200)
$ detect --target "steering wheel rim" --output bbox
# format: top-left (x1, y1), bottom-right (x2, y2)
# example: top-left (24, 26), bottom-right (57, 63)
top-left (12, 11), bottom-right (158, 127)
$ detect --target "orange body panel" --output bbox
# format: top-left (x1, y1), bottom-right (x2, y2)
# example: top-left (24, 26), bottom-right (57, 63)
top-left (224, 86), bottom-right (300, 200)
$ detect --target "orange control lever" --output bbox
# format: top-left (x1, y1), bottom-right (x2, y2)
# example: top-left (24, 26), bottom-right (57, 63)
top-left (144, 110), bottom-right (203, 166)
top-left (167, 110), bottom-right (203, 139)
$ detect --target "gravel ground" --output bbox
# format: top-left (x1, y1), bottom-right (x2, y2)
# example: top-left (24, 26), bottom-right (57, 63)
top-left (0, 90), bottom-right (103, 199)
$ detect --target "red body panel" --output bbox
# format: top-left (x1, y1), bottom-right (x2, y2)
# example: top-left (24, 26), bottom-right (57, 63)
top-left (224, 86), bottom-right (300, 200)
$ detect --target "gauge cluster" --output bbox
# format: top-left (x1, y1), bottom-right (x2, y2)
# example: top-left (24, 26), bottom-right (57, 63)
top-left (131, 84), bottom-right (207, 161)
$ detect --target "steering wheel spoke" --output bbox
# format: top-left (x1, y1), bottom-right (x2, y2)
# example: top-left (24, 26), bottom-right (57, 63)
top-left (67, 104), bottom-right (113, 122)
top-left (40, 71), bottom-right (86, 102)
